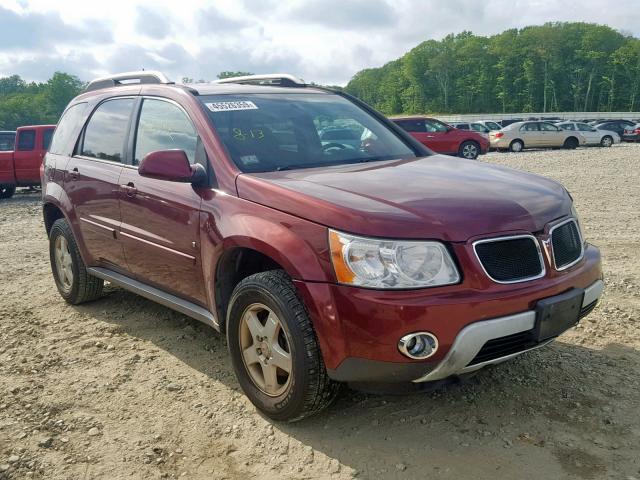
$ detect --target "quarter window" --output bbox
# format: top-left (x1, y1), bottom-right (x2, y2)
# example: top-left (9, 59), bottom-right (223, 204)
top-left (17, 130), bottom-right (35, 151)
top-left (50, 103), bottom-right (86, 155)
top-left (82, 98), bottom-right (135, 162)
top-left (134, 99), bottom-right (197, 165)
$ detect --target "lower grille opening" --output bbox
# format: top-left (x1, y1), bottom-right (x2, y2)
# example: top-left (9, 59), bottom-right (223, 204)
top-left (468, 330), bottom-right (537, 366)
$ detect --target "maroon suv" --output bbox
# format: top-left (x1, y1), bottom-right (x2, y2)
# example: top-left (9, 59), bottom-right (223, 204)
top-left (42, 72), bottom-right (603, 422)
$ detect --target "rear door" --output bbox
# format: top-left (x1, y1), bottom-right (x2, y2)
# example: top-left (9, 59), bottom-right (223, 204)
top-left (118, 97), bottom-right (206, 304)
top-left (576, 123), bottom-right (598, 144)
top-left (13, 128), bottom-right (40, 184)
top-left (519, 122), bottom-right (541, 146)
top-left (65, 97), bottom-right (135, 269)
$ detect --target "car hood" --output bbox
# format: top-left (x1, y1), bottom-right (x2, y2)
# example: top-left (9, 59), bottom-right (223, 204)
top-left (236, 155), bottom-right (571, 242)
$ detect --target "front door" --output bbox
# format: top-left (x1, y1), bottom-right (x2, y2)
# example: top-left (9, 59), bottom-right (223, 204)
top-left (118, 97), bottom-right (206, 304)
top-left (539, 122), bottom-right (563, 146)
top-left (64, 97), bottom-right (135, 269)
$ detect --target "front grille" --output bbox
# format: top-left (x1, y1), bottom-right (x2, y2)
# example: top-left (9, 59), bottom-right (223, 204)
top-left (551, 219), bottom-right (583, 269)
top-left (468, 330), bottom-right (536, 366)
top-left (474, 236), bottom-right (544, 283)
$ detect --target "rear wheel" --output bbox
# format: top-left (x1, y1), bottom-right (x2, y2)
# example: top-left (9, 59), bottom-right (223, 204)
top-left (600, 135), bottom-right (613, 147)
top-left (49, 218), bottom-right (104, 304)
top-left (0, 185), bottom-right (16, 199)
top-left (458, 141), bottom-right (480, 159)
top-left (563, 137), bottom-right (579, 149)
top-left (509, 140), bottom-right (524, 153)
top-left (227, 270), bottom-right (339, 422)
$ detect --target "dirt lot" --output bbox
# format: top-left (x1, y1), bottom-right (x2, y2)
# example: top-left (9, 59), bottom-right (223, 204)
top-left (1, 144), bottom-right (639, 480)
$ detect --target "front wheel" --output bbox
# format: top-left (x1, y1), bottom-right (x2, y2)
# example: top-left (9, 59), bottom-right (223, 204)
top-left (600, 135), bottom-right (613, 147)
top-left (0, 185), bottom-right (16, 199)
top-left (227, 270), bottom-right (339, 422)
top-left (458, 141), bottom-right (480, 159)
top-left (49, 218), bottom-right (104, 304)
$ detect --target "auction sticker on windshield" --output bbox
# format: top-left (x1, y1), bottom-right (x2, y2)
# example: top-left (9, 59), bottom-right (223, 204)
top-left (205, 101), bottom-right (259, 112)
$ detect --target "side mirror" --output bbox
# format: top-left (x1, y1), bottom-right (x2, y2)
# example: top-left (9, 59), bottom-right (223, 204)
top-left (139, 150), bottom-right (207, 185)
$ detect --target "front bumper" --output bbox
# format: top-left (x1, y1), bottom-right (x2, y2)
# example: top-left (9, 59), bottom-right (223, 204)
top-left (413, 279), bottom-right (603, 382)
top-left (294, 244), bottom-right (602, 383)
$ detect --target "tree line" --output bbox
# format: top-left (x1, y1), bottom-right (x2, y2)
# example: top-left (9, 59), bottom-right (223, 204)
top-left (0, 71), bottom-right (253, 131)
top-left (345, 22), bottom-right (640, 115)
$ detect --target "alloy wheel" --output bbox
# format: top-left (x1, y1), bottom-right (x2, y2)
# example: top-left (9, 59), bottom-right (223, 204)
top-left (462, 143), bottom-right (478, 159)
top-left (239, 303), bottom-right (292, 397)
top-left (54, 235), bottom-right (74, 292)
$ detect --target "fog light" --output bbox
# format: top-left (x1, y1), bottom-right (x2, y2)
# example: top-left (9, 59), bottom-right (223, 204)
top-left (398, 332), bottom-right (438, 359)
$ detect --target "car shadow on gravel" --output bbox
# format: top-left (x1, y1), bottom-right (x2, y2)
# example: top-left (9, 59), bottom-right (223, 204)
top-left (75, 287), bottom-right (640, 479)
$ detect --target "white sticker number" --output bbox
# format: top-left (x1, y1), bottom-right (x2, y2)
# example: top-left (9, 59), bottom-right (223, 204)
top-left (205, 101), bottom-right (259, 112)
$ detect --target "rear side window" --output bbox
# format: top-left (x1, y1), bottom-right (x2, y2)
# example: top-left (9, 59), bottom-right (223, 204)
top-left (456, 123), bottom-right (470, 129)
top-left (559, 123), bottom-right (575, 130)
top-left (17, 130), bottom-right (35, 151)
top-left (0, 133), bottom-right (14, 151)
top-left (520, 123), bottom-right (539, 132)
top-left (134, 98), bottom-right (197, 165)
top-left (49, 103), bottom-right (87, 155)
top-left (540, 123), bottom-right (559, 132)
top-left (82, 98), bottom-right (135, 162)
top-left (470, 124), bottom-right (487, 132)
top-left (42, 129), bottom-right (54, 150)
top-left (394, 119), bottom-right (426, 133)
top-left (577, 123), bottom-right (593, 132)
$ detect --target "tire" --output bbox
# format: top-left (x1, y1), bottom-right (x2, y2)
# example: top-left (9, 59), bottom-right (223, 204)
top-left (49, 218), bottom-right (104, 304)
top-left (0, 185), bottom-right (16, 199)
top-left (458, 141), bottom-right (480, 160)
top-left (563, 137), bottom-right (579, 149)
top-left (227, 270), bottom-right (340, 422)
top-left (509, 140), bottom-right (524, 153)
top-left (600, 135), bottom-right (613, 147)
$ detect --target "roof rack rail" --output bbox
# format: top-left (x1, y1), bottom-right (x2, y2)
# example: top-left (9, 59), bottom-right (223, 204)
top-left (214, 73), bottom-right (306, 87)
top-left (85, 71), bottom-right (173, 92)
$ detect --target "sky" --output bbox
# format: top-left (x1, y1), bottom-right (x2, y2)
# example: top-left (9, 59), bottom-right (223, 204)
top-left (1, 0), bottom-right (639, 87)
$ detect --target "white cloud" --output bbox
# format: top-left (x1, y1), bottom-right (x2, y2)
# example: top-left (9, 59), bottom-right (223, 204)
top-left (0, 0), bottom-right (639, 86)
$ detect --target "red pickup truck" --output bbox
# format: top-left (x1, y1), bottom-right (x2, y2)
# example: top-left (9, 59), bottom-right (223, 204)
top-left (0, 125), bottom-right (56, 199)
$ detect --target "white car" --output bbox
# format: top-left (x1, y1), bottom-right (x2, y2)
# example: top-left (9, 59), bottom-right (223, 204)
top-left (476, 120), bottom-right (503, 131)
top-left (450, 122), bottom-right (490, 140)
top-left (556, 121), bottom-right (620, 147)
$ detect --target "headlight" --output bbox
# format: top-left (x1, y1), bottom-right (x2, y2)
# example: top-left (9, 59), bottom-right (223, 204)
top-left (329, 230), bottom-right (460, 289)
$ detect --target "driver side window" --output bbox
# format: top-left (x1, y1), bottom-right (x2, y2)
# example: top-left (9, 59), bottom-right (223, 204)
top-left (134, 98), bottom-right (198, 165)
top-left (424, 120), bottom-right (448, 132)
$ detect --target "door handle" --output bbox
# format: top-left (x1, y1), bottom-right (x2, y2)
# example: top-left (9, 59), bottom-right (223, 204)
top-left (426, 135), bottom-right (435, 138)
top-left (121, 182), bottom-right (137, 197)
top-left (69, 167), bottom-right (79, 180)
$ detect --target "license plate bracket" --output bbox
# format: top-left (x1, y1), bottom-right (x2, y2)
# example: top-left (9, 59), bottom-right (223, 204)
top-left (534, 288), bottom-right (584, 342)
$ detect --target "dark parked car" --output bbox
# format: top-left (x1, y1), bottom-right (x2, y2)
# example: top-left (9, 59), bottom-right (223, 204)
top-left (42, 72), bottom-right (603, 422)
top-left (622, 123), bottom-right (640, 142)
top-left (591, 120), bottom-right (636, 140)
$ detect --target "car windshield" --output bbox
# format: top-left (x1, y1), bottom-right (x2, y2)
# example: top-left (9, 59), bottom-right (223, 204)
top-left (199, 93), bottom-right (418, 172)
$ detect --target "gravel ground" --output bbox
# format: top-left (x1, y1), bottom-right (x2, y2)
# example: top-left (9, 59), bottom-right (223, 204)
top-left (0, 144), bottom-right (639, 480)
